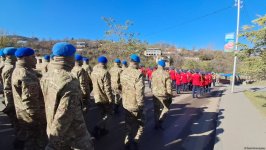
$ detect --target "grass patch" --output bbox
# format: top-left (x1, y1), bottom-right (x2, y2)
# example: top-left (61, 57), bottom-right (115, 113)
top-left (244, 91), bottom-right (266, 117)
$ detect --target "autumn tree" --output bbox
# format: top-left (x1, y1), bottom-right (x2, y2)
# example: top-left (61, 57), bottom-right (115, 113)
top-left (239, 14), bottom-right (266, 80)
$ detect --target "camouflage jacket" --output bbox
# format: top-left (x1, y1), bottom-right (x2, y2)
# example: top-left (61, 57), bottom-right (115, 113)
top-left (71, 64), bottom-right (91, 99)
top-left (109, 63), bottom-right (123, 92)
top-left (41, 61), bottom-right (49, 74)
top-left (122, 65), bottom-right (127, 71)
top-left (82, 64), bottom-right (92, 76)
top-left (2, 58), bottom-right (16, 108)
top-left (12, 61), bottom-right (46, 124)
top-left (0, 61), bottom-right (5, 84)
top-left (151, 67), bottom-right (172, 97)
top-left (120, 63), bottom-right (144, 111)
top-left (40, 61), bottom-right (92, 148)
top-left (91, 64), bottom-right (113, 104)
top-left (82, 63), bottom-right (93, 89)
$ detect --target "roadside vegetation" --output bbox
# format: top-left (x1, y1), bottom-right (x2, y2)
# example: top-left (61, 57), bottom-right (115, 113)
top-left (244, 91), bottom-right (266, 116)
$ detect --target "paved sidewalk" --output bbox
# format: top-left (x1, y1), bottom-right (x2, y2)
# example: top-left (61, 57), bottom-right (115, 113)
top-left (214, 85), bottom-right (266, 150)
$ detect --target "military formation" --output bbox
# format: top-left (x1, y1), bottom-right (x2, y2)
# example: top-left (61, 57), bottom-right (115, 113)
top-left (0, 42), bottom-right (217, 150)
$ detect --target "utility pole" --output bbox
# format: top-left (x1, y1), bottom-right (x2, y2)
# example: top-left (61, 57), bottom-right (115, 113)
top-left (231, 0), bottom-right (242, 93)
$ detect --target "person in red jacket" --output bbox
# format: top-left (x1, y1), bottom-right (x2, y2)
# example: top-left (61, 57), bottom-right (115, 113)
top-left (147, 67), bottom-right (153, 88)
top-left (192, 70), bottom-right (201, 98)
top-left (175, 70), bottom-right (182, 94)
top-left (206, 73), bottom-right (212, 93)
top-left (181, 70), bottom-right (189, 91)
top-left (187, 70), bottom-right (193, 91)
top-left (199, 72), bottom-right (206, 96)
top-left (169, 67), bottom-right (176, 88)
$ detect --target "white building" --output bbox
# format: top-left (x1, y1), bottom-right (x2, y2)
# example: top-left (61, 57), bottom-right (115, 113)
top-left (76, 41), bottom-right (86, 51)
top-left (144, 48), bottom-right (162, 56)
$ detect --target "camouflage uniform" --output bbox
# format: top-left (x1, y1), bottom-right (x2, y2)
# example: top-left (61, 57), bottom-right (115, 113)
top-left (91, 63), bottom-right (113, 133)
top-left (122, 65), bottom-right (127, 71)
top-left (82, 62), bottom-right (93, 90)
top-left (120, 62), bottom-right (145, 145)
top-left (40, 58), bottom-right (93, 150)
top-left (71, 63), bottom-right (92, 111)
top-left (151, 66), bottom-right (172, 127)
top-left (12, 59), bottom-right (47, 149)
top-left (2, 56), bottom-right (18, 132)
top-left (109, 63), bottom-right (123, 112)
top-left (0, 58), bottom-right (5, 94)
top-left (42, 61), bottom-right (49, 74)
top-left (82, 63), bottom-right (93, 77)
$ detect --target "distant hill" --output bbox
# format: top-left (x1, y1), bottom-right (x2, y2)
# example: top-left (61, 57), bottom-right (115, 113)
top-left (6, 35), bottom-right (39, 41)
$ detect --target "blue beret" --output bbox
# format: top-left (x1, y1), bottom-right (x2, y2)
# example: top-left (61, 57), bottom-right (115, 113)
top-left (98, 56), bottom-right (108, 64)
top-left (3, 47), bottom-right (17, 56)
top-left (15, 47), bottom-right (35, 58)
top-left (44, 55), bottom-right (50, 61)
top-left (52, 42), bottom-right (76, 57)
top-left (0, 49), bottom-right (4, 57)
top-left (130, 54), bottom-right (140, 63)
top-left (158, 60), bottom-right (166, 67)
top-left (122, 60), bottom-right (127, 65)
top-left (114, 58), bottom-right (121, 63)
top-left (75, 54), bottom-right (83, 61)
top-left (83, 57), bottom-right (89, 62)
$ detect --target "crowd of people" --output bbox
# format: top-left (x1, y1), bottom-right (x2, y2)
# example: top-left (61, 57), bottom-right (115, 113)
top-left (0, 42), bottom-right (217, 150)
top-left (140, 66), bottom-right (217, 98)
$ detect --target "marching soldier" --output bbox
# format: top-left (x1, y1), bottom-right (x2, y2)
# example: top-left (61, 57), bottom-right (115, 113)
top-left (82, 57), bottom-right (93, 94)
top-left (1, 47), bottom-right (21, 147)
top-left (82, 57), bottom-right (93, 76)
top-left (120, 54), bottom-right (145, 149)
top-left (41, 42), bottom-right (94, 150)
top-left (12, 47), bottom-right (47, 149)
top-left (0, 49), bottom-right (5, 94)
top-left (151, 60), bottom-right (172, 129)
top-left (91, 56), bottom-right (113, 138)
top-left (109, 58), bottom-right (123, 113)
top-left (121, 60), bottom-right (128, 70)
top-left (71, 54), bottom-right (91, 112)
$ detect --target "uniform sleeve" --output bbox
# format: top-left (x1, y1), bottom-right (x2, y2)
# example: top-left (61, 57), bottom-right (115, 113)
top-left (166, 74), bottom-right (172, 95)
top-left (103, 72), bottom-right (113, 103)
top-left (87, 73), bottom-right (93, 93)
top-left (136, 74), bottom-right (144, 107)
top-left (3, 69), bottom-right (14, 107)
top-left (50, 87), bottom-right (82, 138)
top-left (78, 70), bottom-right (90, 99)
top-left (21, 77), bottom-right (41, 117)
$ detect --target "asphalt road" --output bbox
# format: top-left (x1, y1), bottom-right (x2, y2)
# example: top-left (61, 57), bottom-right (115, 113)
top-left (0, 85), bottom-right (224, 150)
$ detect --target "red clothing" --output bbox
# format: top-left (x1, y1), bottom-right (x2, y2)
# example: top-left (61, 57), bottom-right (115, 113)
top-left (175, 73), bottom-right (182, 85)
top-left (192, 73), bottom-right (201, 86)
top-left (181, 72), bottom-right (188, 84)
top-left (208, 74), bottom-right (213, 84)
top-left (199, 75), bottom-right (205, 87)
top-left (169, 70), bottom-right (176, 80)
top-left (147, 70), bottom-right (153, 80)
top-left (187, 72), bottom-right (192, 82)
top-left (140, 67), bottom-right (146, 77)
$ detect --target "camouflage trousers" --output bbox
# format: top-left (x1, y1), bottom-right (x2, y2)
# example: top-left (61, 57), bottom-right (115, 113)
top-left (124, 109), bottom-right (144, 144)
top-left (45, 133), bottom-right (94, 150)
top-left (153, 96), bottom-right (171, 124)
top-left (17, 121), bottom-right (47, 150)
top-left (96, 103), bottom-right (113, 129)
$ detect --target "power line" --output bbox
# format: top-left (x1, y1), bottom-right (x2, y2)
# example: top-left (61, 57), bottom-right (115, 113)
top-left (144, 6), bottom-right (234, 37)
